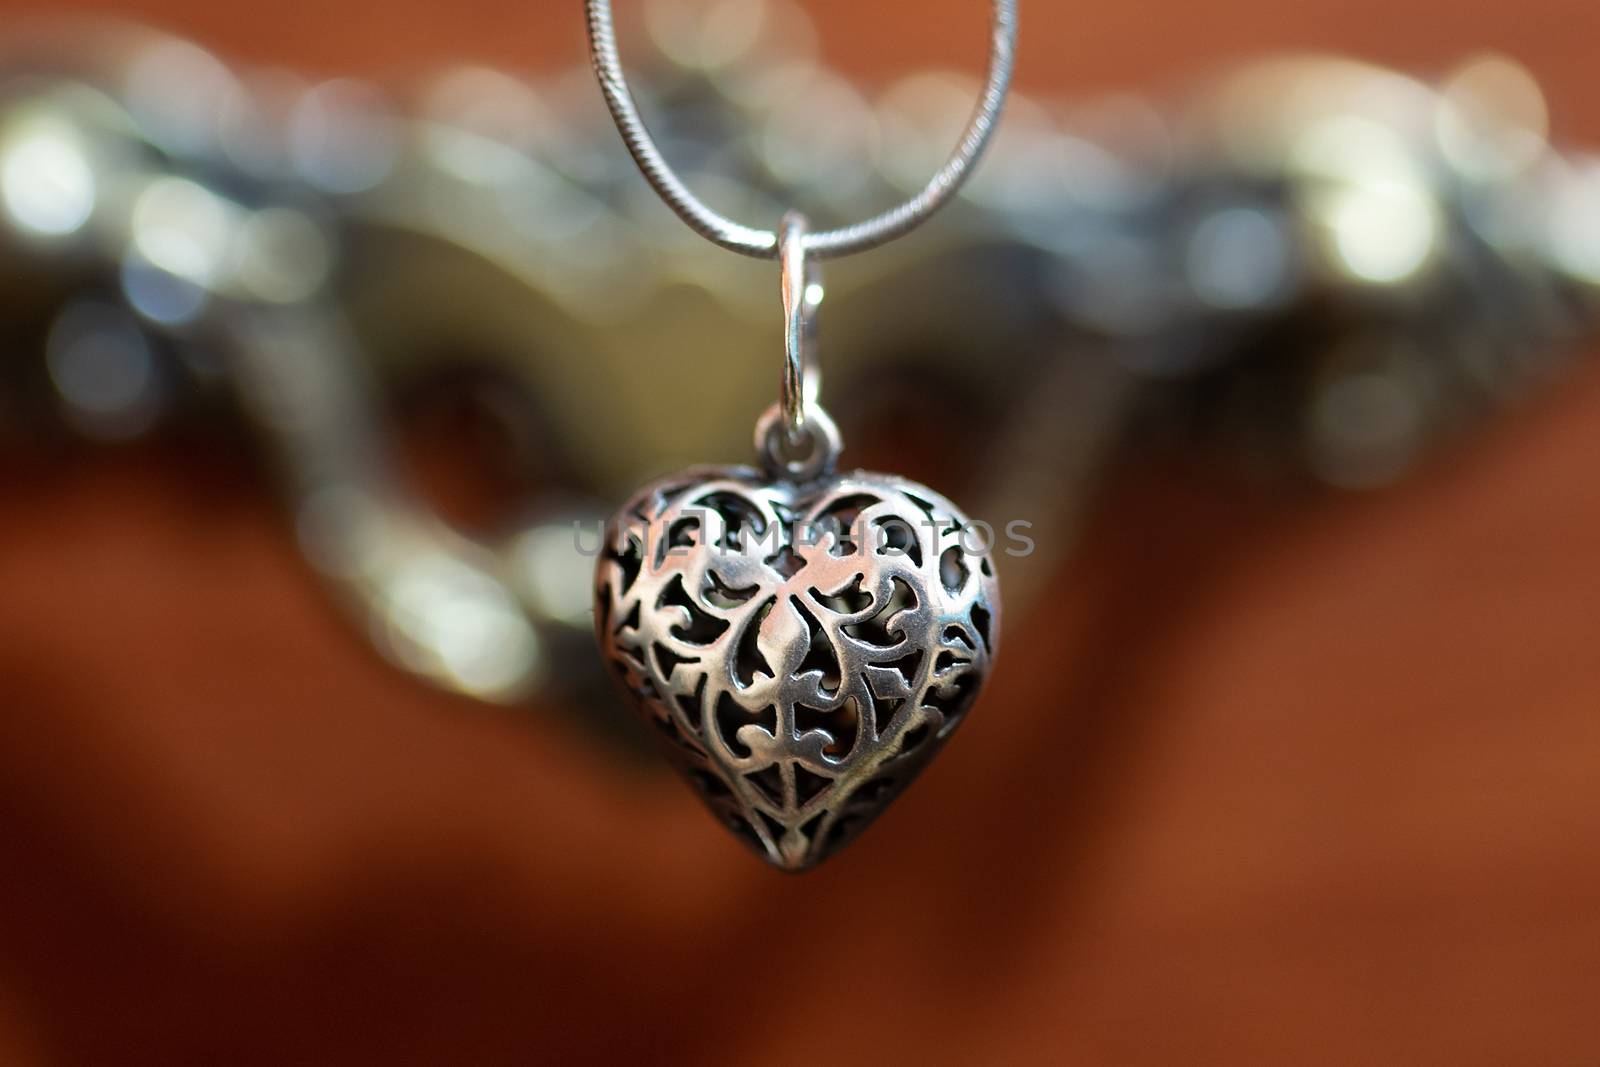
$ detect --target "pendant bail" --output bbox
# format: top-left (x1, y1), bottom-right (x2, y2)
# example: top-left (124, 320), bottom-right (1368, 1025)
top-left (755, 212), bottom-right (841, 483)
top-left (779, 211), bottom-right (823, 443)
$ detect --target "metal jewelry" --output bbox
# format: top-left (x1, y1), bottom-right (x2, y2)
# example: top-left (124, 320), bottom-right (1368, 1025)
top-left (587, 0), bottom-right (1016, 870)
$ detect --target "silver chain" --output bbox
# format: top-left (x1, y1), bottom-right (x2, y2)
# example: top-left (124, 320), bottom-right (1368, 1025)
top-left (584, 0), bottom-right (1019, 261)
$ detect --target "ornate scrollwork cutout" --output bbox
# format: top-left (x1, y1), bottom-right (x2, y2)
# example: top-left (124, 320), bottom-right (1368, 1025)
top-left (595, 466), bottom-right (1000, 871)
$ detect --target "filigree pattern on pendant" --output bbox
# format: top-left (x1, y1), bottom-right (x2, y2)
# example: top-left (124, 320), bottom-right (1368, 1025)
top-left (595, 466), bottom-right (999, 871)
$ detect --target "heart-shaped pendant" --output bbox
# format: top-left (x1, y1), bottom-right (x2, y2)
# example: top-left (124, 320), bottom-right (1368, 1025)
top-left (594, 456), bottom-right (999, 871)
top-left (582, 0), bottom-right (1018, 870)
top-left (593, 214), bottom-right (1001, 870)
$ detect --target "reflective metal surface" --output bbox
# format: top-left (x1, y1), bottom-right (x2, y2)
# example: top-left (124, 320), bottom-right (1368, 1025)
top-left (595, 466), bottom-right (998, 870)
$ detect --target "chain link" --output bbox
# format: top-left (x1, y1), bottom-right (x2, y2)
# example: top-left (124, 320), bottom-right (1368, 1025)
top-left (584, 0), bottom-right (1019, 260)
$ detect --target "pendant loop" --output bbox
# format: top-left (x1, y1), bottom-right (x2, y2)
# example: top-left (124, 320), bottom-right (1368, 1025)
top-left (755, 402), bottom-right (842, 484)
top-left (759, 212), bottom-right (839, 482)
top-left (779, 212), bottom-right (823, 443)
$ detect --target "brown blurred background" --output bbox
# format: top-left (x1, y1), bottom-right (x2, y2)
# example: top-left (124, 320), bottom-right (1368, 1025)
top-left (2, 1), bottom-right (1600, 1064)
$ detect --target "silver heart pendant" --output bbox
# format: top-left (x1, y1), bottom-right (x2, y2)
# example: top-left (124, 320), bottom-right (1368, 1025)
top-left (580, 0), bottom-right (1019, 869)
top-left (594, 452), bottom-right (1000, 871)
